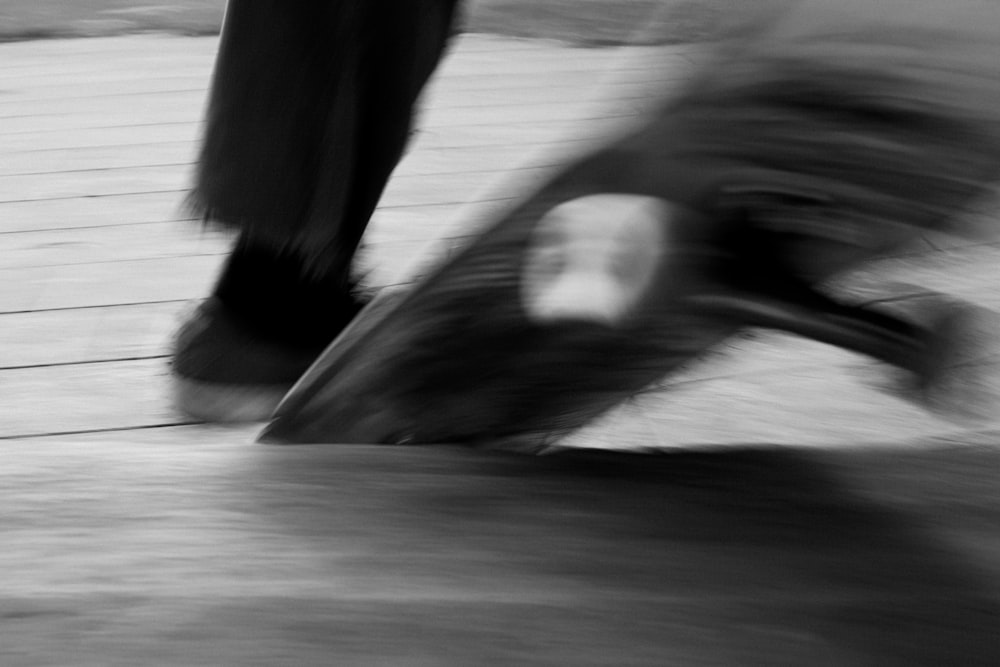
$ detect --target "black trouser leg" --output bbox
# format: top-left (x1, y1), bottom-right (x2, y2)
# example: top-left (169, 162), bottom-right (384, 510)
top-left (193, 0), bottom-right (460, 346)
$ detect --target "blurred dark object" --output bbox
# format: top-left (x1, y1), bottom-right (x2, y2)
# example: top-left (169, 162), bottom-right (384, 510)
top-left (263, 0), bottom-right (1000, 447)
top-left (172, 0), bottom-right (460, 421)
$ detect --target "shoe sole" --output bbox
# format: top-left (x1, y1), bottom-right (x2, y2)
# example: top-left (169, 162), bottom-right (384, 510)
top-left (172, 375), bottom-right (291, 423)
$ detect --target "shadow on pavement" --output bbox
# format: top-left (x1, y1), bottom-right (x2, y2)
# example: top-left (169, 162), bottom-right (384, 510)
top-left (240, 444), bottom-right (1000, 666)
top-left (4, 441), bottom-right (997, 665)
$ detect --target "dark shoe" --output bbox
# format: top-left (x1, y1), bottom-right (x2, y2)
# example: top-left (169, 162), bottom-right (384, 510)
top-left (170, 236), bottom-right (370, 422)
top-left (171, 299), bottom-right (335, 422)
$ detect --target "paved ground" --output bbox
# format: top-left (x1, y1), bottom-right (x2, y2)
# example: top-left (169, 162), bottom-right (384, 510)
top-left (2, 33), bottom-right (1000, 666)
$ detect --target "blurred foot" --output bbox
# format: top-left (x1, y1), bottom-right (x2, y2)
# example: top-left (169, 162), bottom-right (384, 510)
top-left (171, 240), bottom-right (368, 421)
top-left (170, 298), bottom-right (330, 422)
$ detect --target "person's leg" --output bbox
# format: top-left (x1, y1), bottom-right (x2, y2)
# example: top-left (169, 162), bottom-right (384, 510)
top-left (173, 0), bottom-right (461, 422)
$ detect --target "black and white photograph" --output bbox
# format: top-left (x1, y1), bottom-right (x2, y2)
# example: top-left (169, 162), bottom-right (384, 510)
top-left (3, 1), bottom-right (1000, 664)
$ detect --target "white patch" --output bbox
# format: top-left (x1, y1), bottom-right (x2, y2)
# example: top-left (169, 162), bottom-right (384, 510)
top-left (520, 194), bottom-right (671, 325)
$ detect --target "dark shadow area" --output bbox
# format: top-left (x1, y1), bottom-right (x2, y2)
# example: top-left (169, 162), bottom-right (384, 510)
top-left (4, 441), bottom-right (998, 665)
top-left (239, 444), bottom-right (1000, 666)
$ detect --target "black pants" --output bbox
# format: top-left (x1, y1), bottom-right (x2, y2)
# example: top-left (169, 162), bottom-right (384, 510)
top-left (189, 0), bottom-right (461, 344)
